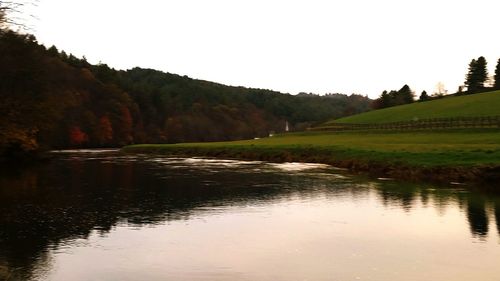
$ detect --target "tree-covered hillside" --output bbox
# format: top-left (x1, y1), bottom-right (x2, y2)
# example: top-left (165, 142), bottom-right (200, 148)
top-left (0, 30), bottom-right (371, 158)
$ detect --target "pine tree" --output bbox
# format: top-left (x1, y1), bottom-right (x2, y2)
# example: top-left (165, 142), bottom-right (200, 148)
top-left (419, 90), bottom-right (429, 101)
top-left (476, 56), bottom-right (488, 88)
top-left (465, 57), bottom-right (488, 93)
top-left (397, 84), bottom-right (414, 104)
top-left (494, 58), bottom-right (500, 90)
top-left (465, 59), bottom-right (477, 92)
top-left (379, 90), bottom-right (392, 108)
top-left (47, 45), bottom-right (59, 56)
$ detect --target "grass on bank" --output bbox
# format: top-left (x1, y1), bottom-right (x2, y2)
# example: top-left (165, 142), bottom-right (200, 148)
top-left (326, 90), bottom-right (500, 124)
top-left (124, 129), bottom-right (500, 167)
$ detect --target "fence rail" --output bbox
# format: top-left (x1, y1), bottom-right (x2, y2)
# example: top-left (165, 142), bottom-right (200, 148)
top-left (310, 116), bottom-right (500, 132)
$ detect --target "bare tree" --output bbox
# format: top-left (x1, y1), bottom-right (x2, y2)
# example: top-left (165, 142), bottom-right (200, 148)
top-left (1, 1), bottom-right (21, 27)
top-left (434, 81), bottom-right (448, 96)
top-left (0, 1), bottom-right (37, 30)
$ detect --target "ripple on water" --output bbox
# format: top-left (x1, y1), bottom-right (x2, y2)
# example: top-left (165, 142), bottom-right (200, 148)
top-left (149, 157), bottom-right (263, 169)
top-left (268, 162), bottom-right (331, 172)
top-left (50, 149), bottom-right (120, 154)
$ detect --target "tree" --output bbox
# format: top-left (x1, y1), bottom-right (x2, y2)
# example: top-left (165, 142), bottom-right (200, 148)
top-left (372, 85), bottom-right (414, 109)
top-left (69, 126), bottom-right (88, 146)
top-left (372, 90), bottom-right (391, 109)
top-left (494, 58), bottom-right (500, 90)
top-left (465, 56), bottom-right (488, 93)
top-left (97, 116), bottom-right (113, 146)
top-left (0, 1), bottom-right (33, 30)
top-left (0, 5), bottom-right (5, 27)
top-left (47, 45), bottom-right (59, 57)
top-left (476, 56), bottom-right (488, 88)
top-left (0, 1), bottom-right (16, 28)
top-left (397, 84), bottom-right (414, 104)
top-left (116, 106), bottom-right (133, 144)
top-left (434, 82), bottom-right (447, 96)
top-left (419, 90), bottom-right (429, 101)
top-left (0, 30), bottom-right (47, 156)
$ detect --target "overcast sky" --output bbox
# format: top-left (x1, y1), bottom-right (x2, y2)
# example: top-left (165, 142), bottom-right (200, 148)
top-left (24, 0), bottom-right (500, 98)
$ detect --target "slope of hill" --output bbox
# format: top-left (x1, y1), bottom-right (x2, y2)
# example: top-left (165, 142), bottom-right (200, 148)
top-left (0, 30), bottom-right (371, 159)
top-left (326, 90), bottom-right (500, 124)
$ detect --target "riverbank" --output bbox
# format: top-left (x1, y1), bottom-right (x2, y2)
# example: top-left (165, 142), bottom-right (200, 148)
top-left (122, 129), bottom-right (500, 185)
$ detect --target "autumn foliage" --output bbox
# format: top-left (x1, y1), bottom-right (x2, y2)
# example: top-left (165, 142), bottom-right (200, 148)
top-left (97, 116), bottom-right (113, 145)
top-left (0, 30), bottom-right (372, 158)
top-left (69, 126), bottom-right (88, 146)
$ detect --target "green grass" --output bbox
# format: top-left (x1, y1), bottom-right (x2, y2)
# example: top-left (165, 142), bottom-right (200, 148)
top-left (124, 129), bottom-right (500, 167)
top-left (326, 90), bottom-right (500, 124)
top-left (125, 91), bottom-right (500, 181)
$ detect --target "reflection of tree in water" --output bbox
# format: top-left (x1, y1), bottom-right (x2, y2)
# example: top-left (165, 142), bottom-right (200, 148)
top-left (419, 187), bottom-right (430, 208)
top-left (1, 154), bottom-right (499, 279)
top-left (374, 181), bottom-right (498, 240)
top-left (466, 197), bottom-right (489, 238)
top-left (495, 203), bottom-right (500, 235)
top-left (375, 182), bottom-right (418, 212)
top-left (0, 154), bottom-right (364, 279)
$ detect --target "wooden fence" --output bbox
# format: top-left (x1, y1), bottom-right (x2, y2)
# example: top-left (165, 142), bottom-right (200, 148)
top-left (310, 116), bottom-right (500, 132)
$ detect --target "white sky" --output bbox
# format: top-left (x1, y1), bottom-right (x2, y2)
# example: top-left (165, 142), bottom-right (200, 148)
top-left (24, 0), bottom-right (500, 98)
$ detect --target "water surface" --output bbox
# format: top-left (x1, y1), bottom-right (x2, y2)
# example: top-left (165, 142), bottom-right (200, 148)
top-left (0, 150), bottom-right (499, 280)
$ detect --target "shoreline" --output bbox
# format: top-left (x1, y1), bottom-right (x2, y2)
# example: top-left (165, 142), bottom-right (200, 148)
top-left (121, 145), bottom-right (500, 187)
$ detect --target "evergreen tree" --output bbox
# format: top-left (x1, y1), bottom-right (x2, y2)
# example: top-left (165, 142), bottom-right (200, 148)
top-left (47, 45), bottom-right (58, 56)
top-left (59, 50), bottom-right (68, 60)
top-left (419, 90), bottom-right (429, 101)
top-left (397, 84), bottom-right (414, 104)
top-left (476, 56), bottom-right (488, 88)
top-left (494, 58), bottom-right (500, 90)
top-left (377, 90), bottom-right (392, 108)
top-left (465, 59), bottom-right (477, 92)
top-left (465, 56), bottom-right (488, 93)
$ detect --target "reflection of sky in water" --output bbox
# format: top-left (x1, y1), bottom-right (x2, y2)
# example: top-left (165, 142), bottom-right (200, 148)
top-left (0, 150), bottom-right (499, 281)
top-left (268, 162), bottom-right (331, 171)
top-left (149, 157), bottom-right (332, 171)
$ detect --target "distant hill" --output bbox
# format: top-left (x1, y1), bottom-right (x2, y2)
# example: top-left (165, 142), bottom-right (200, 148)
top-left (0, 30), bottom-right (371, 158)
top-left (325, 90), bottom-right (500, 124)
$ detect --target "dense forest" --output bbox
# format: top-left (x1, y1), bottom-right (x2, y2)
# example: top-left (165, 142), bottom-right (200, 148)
top-left (0, 30), bottom-right (372, 158)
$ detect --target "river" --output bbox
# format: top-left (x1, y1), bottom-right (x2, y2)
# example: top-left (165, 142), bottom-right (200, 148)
top-left (0, 150), bottom-right (499, 280)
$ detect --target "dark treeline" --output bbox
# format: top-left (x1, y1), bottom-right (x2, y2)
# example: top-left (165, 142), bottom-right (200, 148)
top-left (0, 30), bottom-right (371, 158)
top-left (372, 84), bottom-right (414, 109)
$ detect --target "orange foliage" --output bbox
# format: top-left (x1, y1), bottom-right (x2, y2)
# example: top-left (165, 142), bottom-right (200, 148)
top-left (69, 126), bottom-right (88, 146)
top-left (97, 116), bottom-right (113, 145)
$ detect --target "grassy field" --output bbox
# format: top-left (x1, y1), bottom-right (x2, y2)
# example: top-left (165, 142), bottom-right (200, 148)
top-left (125, 129), bottom-right (500, 167)
top-left (124, 91), bottom-right (500, 183)
top-left (327, 90), bottom-right (500, 124)
top-left (123, 91), bottom-right (500, 183)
